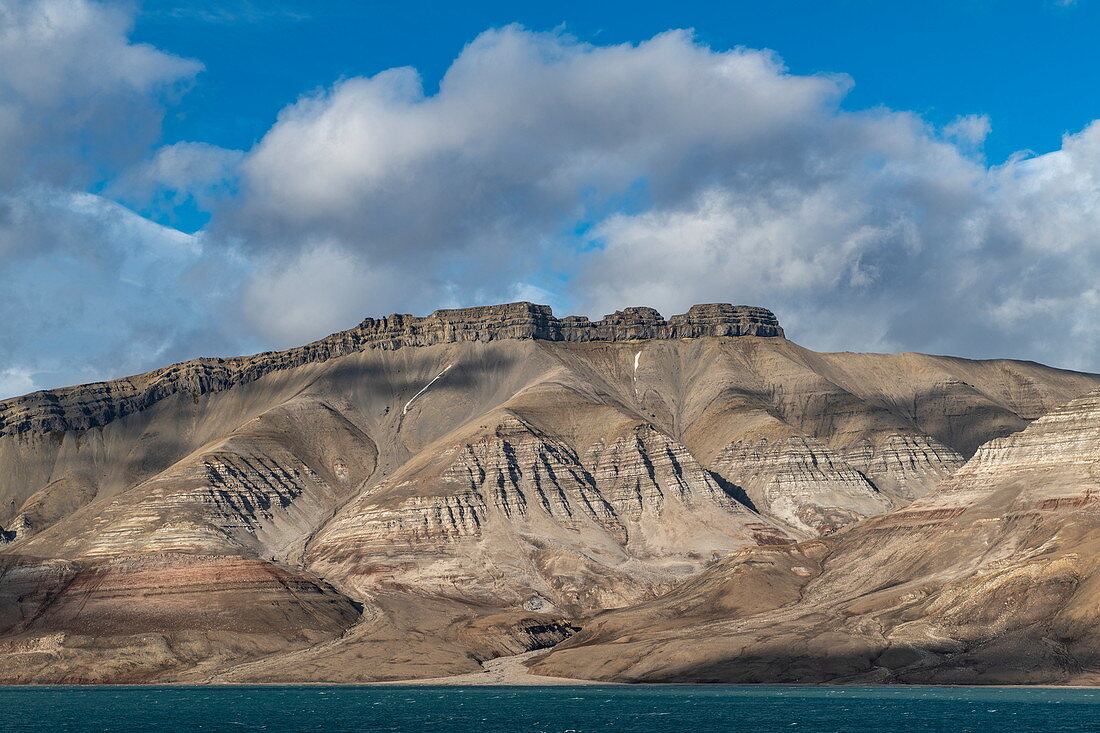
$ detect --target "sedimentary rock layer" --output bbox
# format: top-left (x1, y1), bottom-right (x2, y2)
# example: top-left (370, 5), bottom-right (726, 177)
top-left (530, 388), bottom-right (1100, 685)
top-left (308, 412), bottom-right (791, 613)
top-left (0, 302), bottom-right (781, 437)
top-left (0, 553), bottom-right (360, 684)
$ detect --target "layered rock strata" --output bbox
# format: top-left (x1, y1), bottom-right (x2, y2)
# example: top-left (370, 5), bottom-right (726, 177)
top-left (0, 302), bottom-right (781, 437)
top-left (0, 553), bottom-right (361, 684)
top-left (9, 398), bottom-right (376, 559)
top-left (840, 435), bottom-right (965, 501)
top-left (308, 414), bottom-right (791, 613)
top-left (530, 389), bottom-right (1100, 685)
top-left (711, 436), bottom-right (893, 534)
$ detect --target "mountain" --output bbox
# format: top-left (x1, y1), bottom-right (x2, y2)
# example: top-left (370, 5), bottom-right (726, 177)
top-left (0, 301), bottom-right (1097, 683)
top-left (529, 388), bottom-right (1100, 685)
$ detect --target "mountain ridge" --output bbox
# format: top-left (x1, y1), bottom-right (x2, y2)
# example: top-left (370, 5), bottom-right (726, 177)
top-left (0, 302), bottom-right (781, 438)
top-left (1, 300), bottom-right (1099, 683)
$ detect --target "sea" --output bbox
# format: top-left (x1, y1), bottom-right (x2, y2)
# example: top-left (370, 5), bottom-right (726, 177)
top-left (0, 685), bottom-right (1097, 732)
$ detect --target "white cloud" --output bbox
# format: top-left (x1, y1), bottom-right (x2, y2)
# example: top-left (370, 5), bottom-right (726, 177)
top-left (0, 0), bottom-right (201, 188)
top-left (241, 243), bottom-right (421, 345)
top-left (6, 11), bottom-right (1100, 397)
top-left (944, 114), bottom-right (992, 148)
top-left (229, 28), bottom-right (846, 273)
top-left (580, 120), bottom-right (1100, 367)
top-left (0, 367), bottom-right (36, 398)
top-left (0, 189), bottom-right (249, 398)
top-left (0, 0), bottom-right (227, 397)
top-left (221, 26), bottom-right (1100, 368)
top-left (110, 141), bottom-right (245, 225)
top-left (207, 25), bottom-right (1100, 370)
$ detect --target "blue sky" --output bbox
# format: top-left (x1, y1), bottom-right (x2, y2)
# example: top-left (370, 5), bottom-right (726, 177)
top-left (133, 0), bottom-right (1100, 185)
top-left (3, 0), bottom-right (1100, 397)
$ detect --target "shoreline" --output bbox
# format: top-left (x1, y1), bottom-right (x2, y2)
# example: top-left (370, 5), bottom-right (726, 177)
top-left (369, 650), bottom-right (620, 686)
top-left (3, 682), bottom-right (1099, 689)
top-left (1, 649), bottom-right (1098, 690)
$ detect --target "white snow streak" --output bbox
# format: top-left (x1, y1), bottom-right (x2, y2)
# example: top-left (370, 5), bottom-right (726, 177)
top-left (403, 365), bottom-right (453, 415)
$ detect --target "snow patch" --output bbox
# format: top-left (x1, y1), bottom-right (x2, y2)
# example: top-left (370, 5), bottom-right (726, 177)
top-left (633, 351), bottom-right (641, 395)
top-left (403, 365), bottom-right (453, 415)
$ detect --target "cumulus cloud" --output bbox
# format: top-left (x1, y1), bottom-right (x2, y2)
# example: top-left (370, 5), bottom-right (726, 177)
top-left (0, 189), bottom-right (249, 392)
top-left (576, 121), bottom-right (1100, 367)
top-left (943, 114), bottom-right (992, 149)
top-left (0, 0), bottom-right (200, 188)
top-left (6, 11), bottom-right (1100, 399)
top-left (241, 244), bottom-right (417, 345)
top-left (110, 141), bottom-right (245, 228)
top-left (238, 27), bottom-right (843, 247)
top-left (221, 27), bottom-right (857, 341)
top-left (222, 25), bottom-right (1100, 370)
top-left (0, 367), bottom-right (36, 399)
top-left (0, 0), bottom-right (227, 397)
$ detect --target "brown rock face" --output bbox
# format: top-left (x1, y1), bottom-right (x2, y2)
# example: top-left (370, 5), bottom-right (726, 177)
top-left (0, 302), bottom-right (781, 438)
top-left (0, 300), bottom-right (1098, 683)
top-left (0, 553), bottom-right (360, 684)
top-left (711, 436), bottom-right (895, 534)
top-left (307, 415), bottom-right (790, 614)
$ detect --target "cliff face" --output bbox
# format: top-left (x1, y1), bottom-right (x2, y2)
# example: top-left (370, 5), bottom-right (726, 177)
top-left (0, 302), bottom-right (781, 438)
top-left (0, 301), bottom-right (1098, 683)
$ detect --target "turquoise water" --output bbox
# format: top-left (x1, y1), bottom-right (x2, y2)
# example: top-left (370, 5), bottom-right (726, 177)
top-left (1, 685), bottom-right (1097, 732)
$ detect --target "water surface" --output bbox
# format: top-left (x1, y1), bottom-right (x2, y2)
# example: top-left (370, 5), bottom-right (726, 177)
top-left (1, 685), bottom-right (1097, 732)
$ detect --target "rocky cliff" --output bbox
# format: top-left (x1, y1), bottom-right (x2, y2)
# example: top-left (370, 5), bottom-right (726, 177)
top-left (0, 302), bottom-right (781, 438)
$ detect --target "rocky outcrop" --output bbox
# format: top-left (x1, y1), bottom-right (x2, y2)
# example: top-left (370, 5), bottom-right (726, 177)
top-left (309, 416), bottom-right (625, 560)
top-left (877, 389), bottom-right (1100, 527)
top-left (308, 413), bottom-right (791, 612)
top-left (840, 434), bottom-right (964, 501)
top-left (588, 426), bottom-right (742, 521)
top-left (0, 302), bottom-right (781, 438)
top-left (13, 399), bottom-right (376, 561)
top-left (560, 303), bottom-right (783, 341)
top-left (711, 435), bottom-right (892, 534)
top-left (706, 432), bottom-right (966, 532)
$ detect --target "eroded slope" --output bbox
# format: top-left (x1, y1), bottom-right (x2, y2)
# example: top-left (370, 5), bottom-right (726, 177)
top-left (531, 389), bottom-right (1100, 685)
